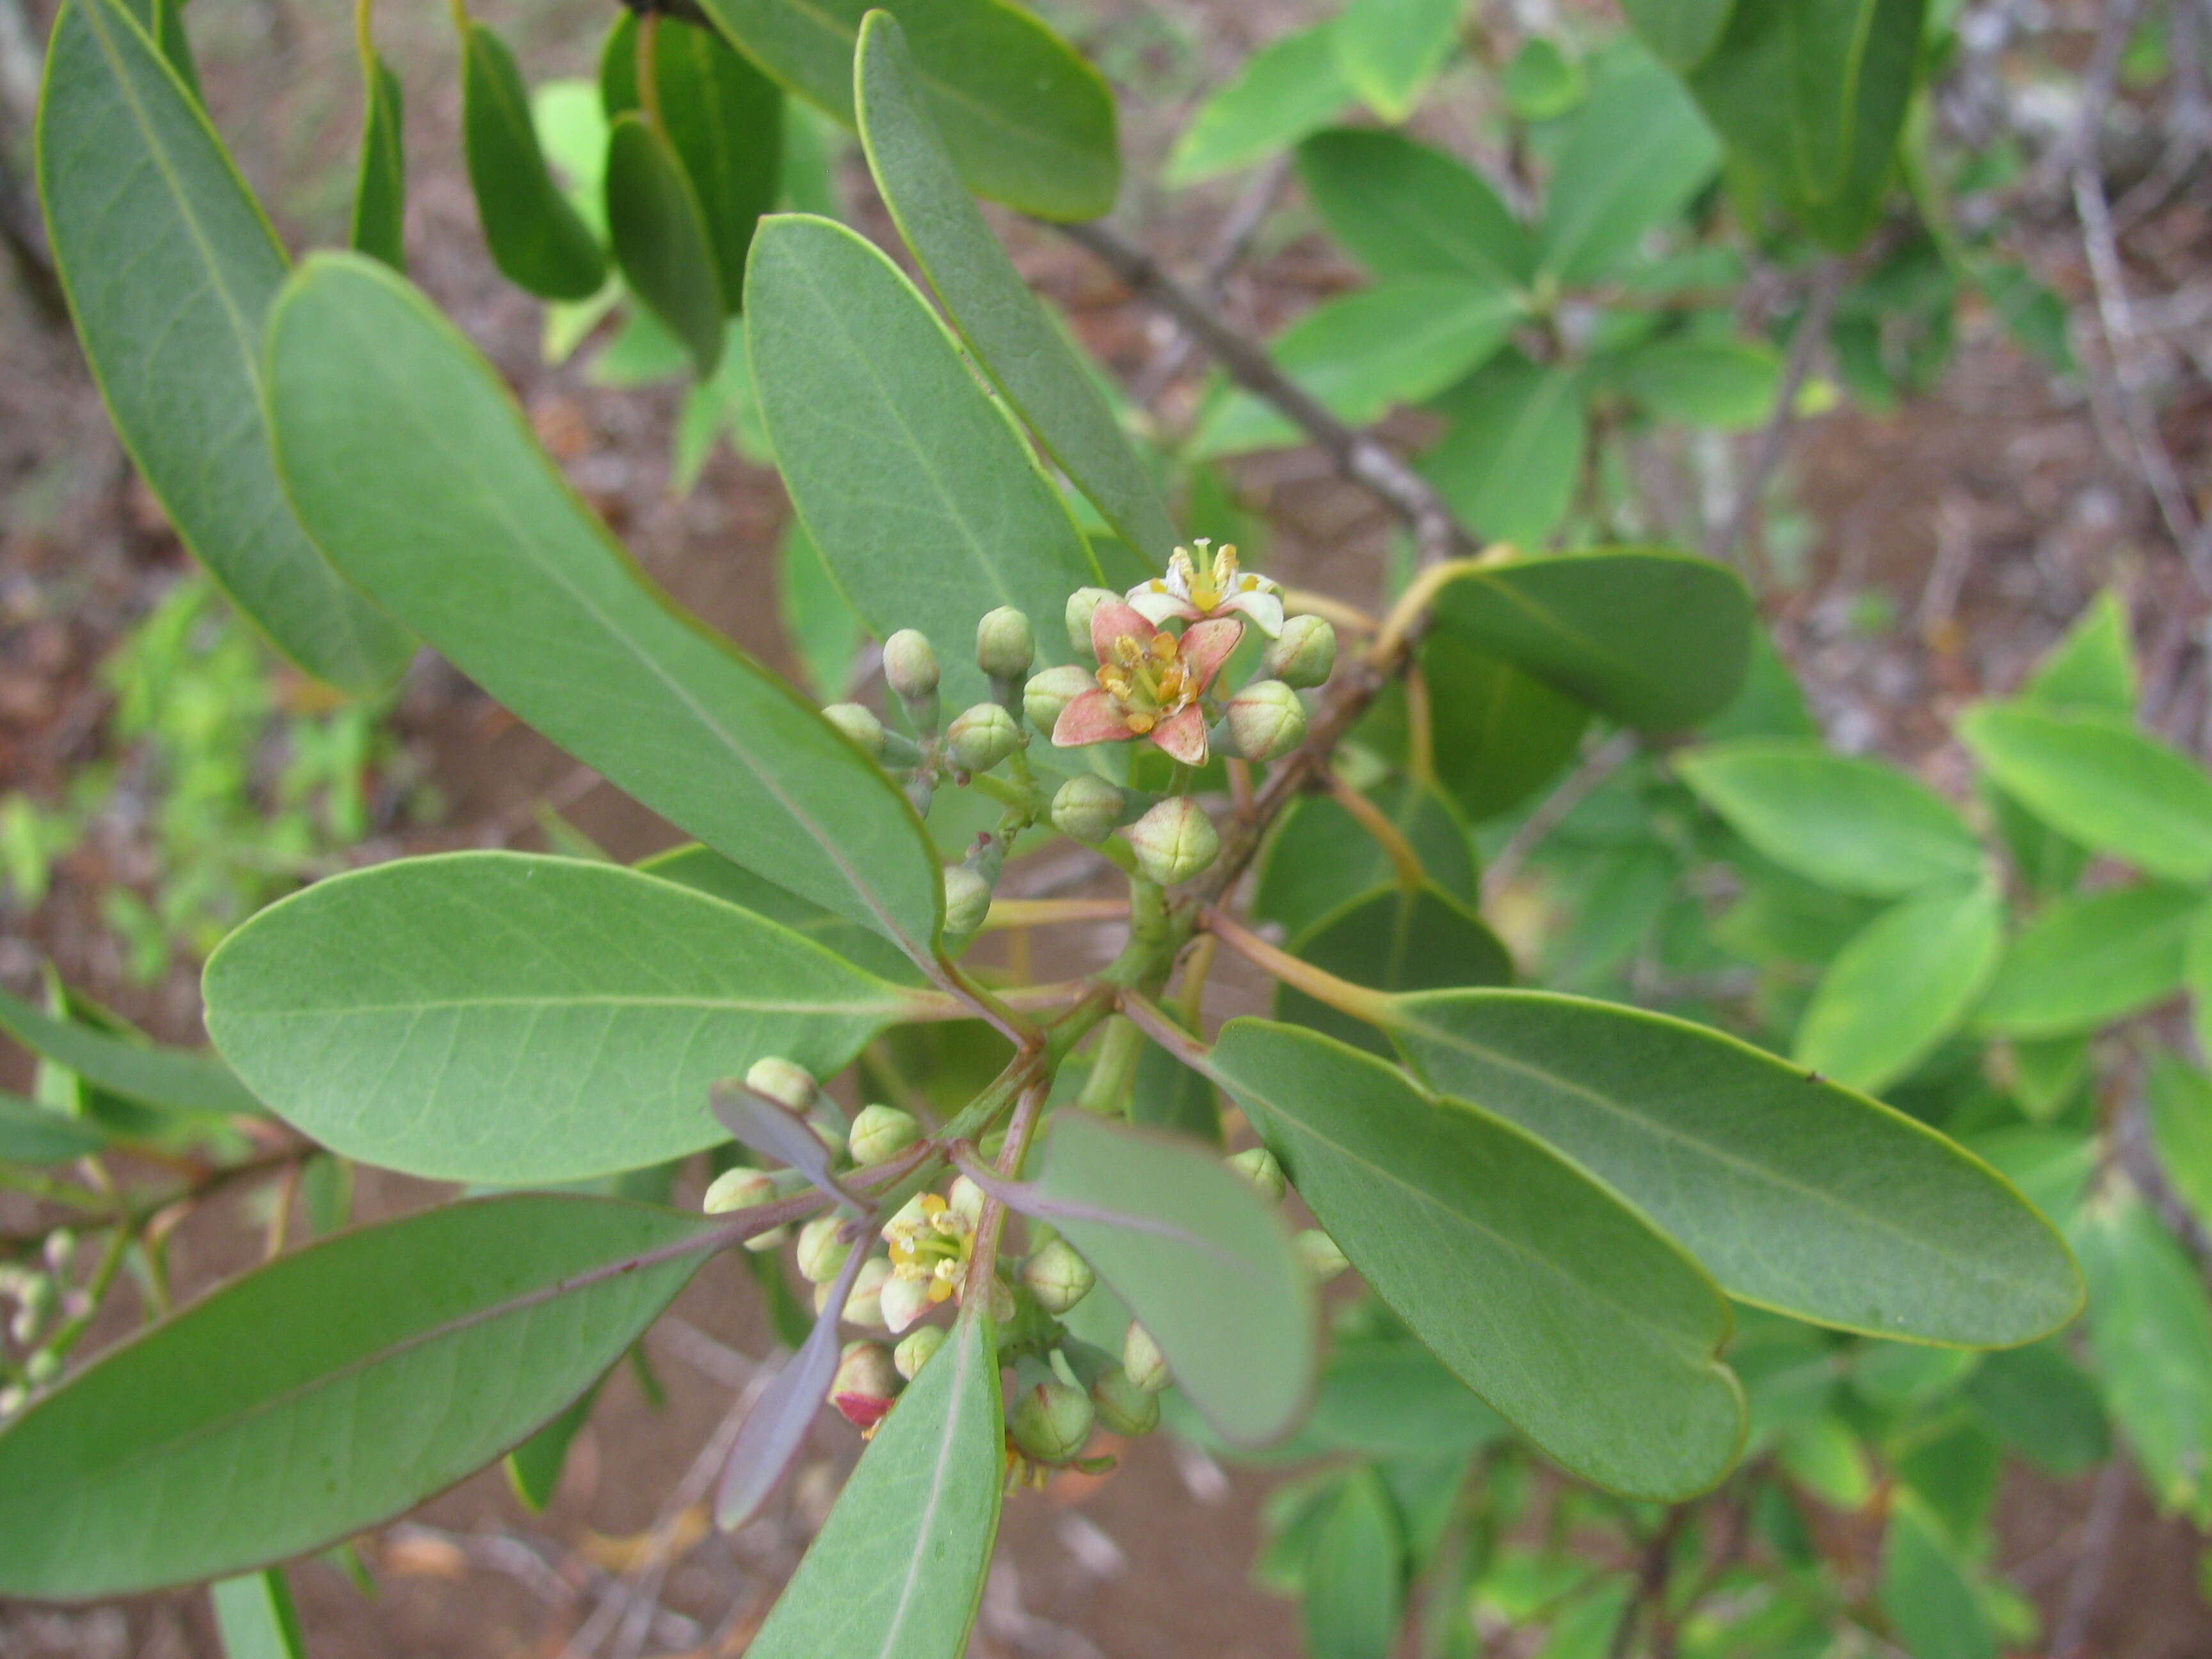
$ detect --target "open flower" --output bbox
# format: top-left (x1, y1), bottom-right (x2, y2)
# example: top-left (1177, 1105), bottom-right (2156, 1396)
top-left (1052, 600), bottom-right (1241, 766)
top-left (881, 1192), bottom-right (975, 1327)
top-left (1126, 540), bottom-right (1284, 637)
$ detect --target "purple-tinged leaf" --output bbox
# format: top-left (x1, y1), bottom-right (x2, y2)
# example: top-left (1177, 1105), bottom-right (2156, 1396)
top-left (717, 1240), bottom-right (867, 1528)
top-left (711, 1082), bottom-right (866, 1208)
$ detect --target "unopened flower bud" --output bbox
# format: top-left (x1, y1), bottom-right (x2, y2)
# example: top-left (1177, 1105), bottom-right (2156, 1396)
top-left (1011, 1377), bottom-right (1096, 1464)
top-left (942, 865), bottom-right (992, 940)
top-left (1263, 614), bottom-right (1337, 689)
top-left (1124, 797), bottom-right (1220, 886)
top-left (1065, 588), bottom-right (1118, 653)
top-left (848, 1104), bottom-right (920, 1167)
top-left (797, 1215), bottom-right (853, 1285)
top-left (976, 607), bottom-right (1036, 682)
top-left (10, 1276), bottom-right (52, 1345)
top-left (704, 1166), bottom-right (787, 1251)
top-left (0, 1386), bottom-right (23, 1420)
top-left (42, 1232), bottom-right (74, 1276)
top-left (1225, 680), bottom-right (1306, 764)
top-left (883, 629), bottom-right (940, 700)
top-left (1123, 1321), bottom-right (1170, 1393)
top-left (1024, 664), bottom-right (1094, 733)
top-left (1228, 1146), bottom-right (1286, 1205)
top-left (1050, 774), bottom-right (1123, 842)
top-left (1295, 1228), bottom-right (1350, 1283)
top-left (881, 1272), bottom-right (934, 1335)
top-left (841, 1256), bottom-right (895, 1329)
top-left (947, 1174), bottom-right (987, 1229)
top-left (830, 1340), bottom-right (902, 1431)
top-left (821, 701), bottom-right (885, 756)
top-left (23, 1349), bottom-right (58, 1388)
top-left (744, 1057), bottom-right (817, 1114)
top-left (894, 1323), bottom-right (947, 1379)
top-left (1092, 1366), bottom-right (1161, 1436)
top-left (946, 703), bottom-right (1020, 773)
top-left (1021, 1238), bottom-right (1095, 1314)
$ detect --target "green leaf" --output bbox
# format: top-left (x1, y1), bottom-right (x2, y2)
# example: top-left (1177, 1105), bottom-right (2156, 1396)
top-left (211, 1569), bottom-right (308, 1659)
top-left (1420, 632), bottom-right (1589, 821)
top-left (2078, 1197), bottom-right (2212, 1526)
top-left (506, 1372), bottom-right (605, 1511)
top-left (0, 1090), bottom-right (111, 1163)
top-left (1612, 337), bottom-right (1781, 430)
top-left (1619, 0), bottom-right (1737, 68)
top-left (1205, 1019), bottom-right (1745, 1499)
top-left (0, 1194), bottom-right (717, 1598)
top-left (1959, 703), bottom-right (2212, 885)
top-left (744, 1311), bottom-right (1003, 1658)
top-left (696, 0), bottom-right (1116, 220)
top-left (1296, 127), bottom-right (1533, 285)
top-left (1304, 1468), bottom-right (1405, 1659)
top-left (605, 112), bottom-right (725, 374)
top-left (1165, 22), bottom-right (1350, 186)
top-left (1677, 739), bottom-right (1984, 895)
top-left (1020, 1110), bottom-right (1315, 1445)
top-left (458, 18), bottom-right (609, 300)
top-left (203, 853), bottom-right (919, 1185)
top-left (1131, 1028), bottom-right (1222, 1144)
top-left (602, 14), bottom-right (781, 312)
top-left (1878, 1500), bottom-right (1995, 1659)
top-left (1388, 989), bottom-right (2079, 1345)
top-left (2149, 1052), bottom-right (2212, 1235)
top-left (36, 0), bottom-right (413, 694)
top-left (1502, 35), bottom-right (1587, 120)
top-left (1965, 1340), bottom-right (2108, 1477)
top-left (2025, 592), bottom-right (2136, 714)
top-left (855, 14), bottom-right (1177, 564)
top-left (0, 982), bottom-right (260, 1118)
top-left (120, 0), bottom-right (198, 94)
top-left (1973, 883), bottom-right (2202, 1038)
top-left (264, 253), bottom-right (943, 962)
top-left (776, 514), bottom-right (863, 701)
top-left (348, 33), bottom-right (406, 272)
top-left (1537, 55), bottom-right (1720, 284)
top-left (1331, 0), bottom-right (1461, 123)
top-left (1434, 550), bottom-right (1752, 731)
top-left (1297, 1340), bottom-right (1504, 1459)
top-left (1190, 278), bottom-right (1523, 459)
top-left (1278, 883), bottom-right (1513, 1056)
top-left (1421, 355), bottom-right (1587, 547)
top-left (744, 214), bottom-right (1103, 709)
top-left (1254, 779), bottom-right (1477, 941)
top-left (637, 842), bottom-right (924, 984)
top-left (1794, 878), bottom-right (2003, 1093)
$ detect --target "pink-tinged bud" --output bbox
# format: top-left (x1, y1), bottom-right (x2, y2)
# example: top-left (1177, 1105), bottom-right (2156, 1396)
top-left (881, 1272), bottom-right (934, 1335)
top-left (821, 701), bottom-right (885, 756)
top-left (848, 1104), bottom-right (920, 1167)
top-left (947, 1174), bottom-right (987, 1228)
top-left (1228, 1146), bottom-right (1286, 1204)
top-left (882, 629), bottom-right (940, 700)
top-left (843, 1256), bottom-right (895, 1329)
top-left (942, 866), bottom-right (991, 940)
top-left (1296, 1228), bottom-right (1350, 1283)
top-left (1225, 680), bottom-right (1307, 763)
top-left (1263, 614), bottom-right (1336, 689)
top-left (1024, 664), bottom-right (1094, 732)
top-left (1092, 1366), bottom-right (1160, 1436)
top-left (1021, 1238), bottom-right (1094, 1314)
top-left (1123, 797), bottom-right (1220, 886)
top-left (947, 703), bottom-right (1020, 773)
top-left (744, 1057), bottom-right (817, 1114)
top-left (1050, 774), bottom-right (1123, 842)
top-left (1065, 587), bottom-right (1119, 653)
top-left (830, 1341), bottom-right (902, 1431)
top-left (796, 1215), bottom-right (853, 1285)
top-left (1123, 1321), bottom-right (1170, 1393)
top-left (1011, 1377), bottom-right (1096, 1464)
top-left (975, 607), bottom-right (1036, 682)
top-left (894, 1324), bottom-right (947, 1380)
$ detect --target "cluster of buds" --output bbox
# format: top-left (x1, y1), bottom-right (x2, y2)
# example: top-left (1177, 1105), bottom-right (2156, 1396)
top-left (1226, 1144), bottom-right (1347, 1284)
top-left (0, 1237), bottom-right (77, 1418)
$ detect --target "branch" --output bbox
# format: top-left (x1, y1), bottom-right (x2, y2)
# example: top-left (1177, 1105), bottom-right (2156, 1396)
top-left (2051, 1459), bottom-right (2131, 1659)
top-left (1704, 259), bottom-right (1846, 570)
top-left (1130, 153), bottom-right (1294, 406)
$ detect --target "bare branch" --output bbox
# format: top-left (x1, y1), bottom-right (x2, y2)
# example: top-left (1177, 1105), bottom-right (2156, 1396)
top-left (1130, 154), bottom-right (1294, 406)
top-left (1705, 259), bottom-right (1846, 571)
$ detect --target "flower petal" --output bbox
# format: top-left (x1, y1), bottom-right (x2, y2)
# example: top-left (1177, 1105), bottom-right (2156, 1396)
top-left (1222, 588), bottom-right (1285, 637)
top-left (1053, 688), bottom-right (1135, 747)
top-left (1179, 617), bottom-right (1245, 690)
top-left (1126, 586), bottom-right (1199, 627)
top-left (1090, 599), bottom-right (1156, 665)
top-left (1149, 703), bottom-right (1210, 767)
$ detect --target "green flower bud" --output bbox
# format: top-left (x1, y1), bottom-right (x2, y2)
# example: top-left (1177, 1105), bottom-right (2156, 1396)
top-left (848, 1104), bottom-right (920, 1167)
top-left (703, 1166), bottom-right (788, 1251)
top-left (1295, 1228), bottom-right (1350, 1283)
top-left (946, 703), bottom-right (1020, 773)
top-left (1050, 774), bottom-right (1123, 842)
top-left (1123, 797), bottom-right (1220, 886)
top-left (880, 1272), bottom-right (934, 1335)
top-left (24, 1349), bottom-right (59, 1388)
top-left (942, 865), bottom-right (992, 940)
top-left (1263, 613), bottom-right (1337, 689)
top-left (1091, 1366), bottom-right (1161, 1436)
top-left (882, 629), bottom-right (940, 700)
top-left (976, 607), bottom-right (1036, 682)
top-left (1224, 680), bottom-right (1307, 764)
top-left (841, 1256), bottom-right (895, 1329)
top-left (821, 701), bottom-right (885, 756)
top-left (797, 1214), bottom-right (854, 1285)
top-left (744, 1056), bottom-right (817, 1114)
top-left (1227, 1146), bottom-right (1287, 1205)
top-left (1023, 664), bottom-right (1094, 732)
top-left (1123, 1320), bottom-right (1170, 1393)
top-left (1065, 588), bottom-right (1119, 653)
top-left (0, 1386), bottom-right (23, 1420)
top-left (1021, 1238), bottom-right (1095, 1314)
top-left (1011, 1377), bottom-right (1096, 1464)
top-left (830, 1340), bottom-right (902, 1431)
top-left (894, 1323), bottom-right (948, 1380)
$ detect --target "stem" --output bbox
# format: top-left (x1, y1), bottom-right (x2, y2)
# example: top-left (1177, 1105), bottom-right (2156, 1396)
top-left (964, 1080), bottom-right (1050, 1308)
top-left (1368, 554), bottom-right (1498, 666)
top-left (1118, 990), bottom-right (1214, 1072)
top-left (1704, 259), bottom-right (1845, 572)
top-left (1075, 1015), bottom-right (1144, 1114)
top-left (1202, 908), bottom-right (1393, 1024)
top-left (1325, 771), bottom-right (1425, 892)
top-left (34, 1222), bottom-right (130, 1367)
top-left (636, 13), bottom-right (664, 133)
top-left (981, 898), bottom-right (1129, 930)
top-left (1282, 588), bottom-right (1379, 634)
top-left (353, 0), bottom-right (374, 67)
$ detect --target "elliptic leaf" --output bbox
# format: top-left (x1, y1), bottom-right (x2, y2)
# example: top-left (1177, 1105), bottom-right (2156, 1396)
top-left (1793, 878), bottom-right (2003, 1093)
top-left (264, 254), bottom-right (943, 962)
top-left (1297, 127), bottom-right (1533, 285)
top-left (1877, 1500), bottom-right (1995, 1659)
top-left (2024, 591), bottom-right (2135, 714)
top-left (2078, 1198), bottom-right (2212, 1526)
top-left (458, 19), bottom-right (609, 300)
top-left (1331, 0), bottom-right (1461, 123)
top-left (1277, 882), bottom-right (1512, 1056)
top-left (605, 111), bottom-right (726, 374)
top-left (348, 36), bottom-right (406, 271)
top-left (0, 1091), bottom-right (111, 1164)
top-left (1420, 355), bottom-right (1587, 548)
top-left (1619, 0), bottom-right (1737, 68)
top-left (1205, 1019), bottom-right (1745, 1498)
top-left (1537, 56), bottom-right (1720, 284)
top-left (1974, 883), bottom-right (2200, 1039)
top-left (637, 843), bottom-right (924, 984)
top-left (203, 853), bottom-right (920, 1185)
top-left (1303, 1468), bottom-right (1405, 1659)
top-left (1387, 990), bottom-right (2082, 1345)
top-left (1420, 632), bottom-right (1589, 821)
top-left (0, 1195), bottom-right (718, 1598)
top-left (2147, 1052), bottom-right (2212, 1236)
top-left (0, 982), bottom-right (259, 1118)
top-left (211, 1569), bottom-right (307, 1659)
top-left (1165, 22), bottom-right (1349, 186)
top-left (1962, 1340), bottom-right (2109, 1477)
top-left (1613, 337), bottom-right (1781, 430)
top-left (36, 0), bottom-right (413, 693)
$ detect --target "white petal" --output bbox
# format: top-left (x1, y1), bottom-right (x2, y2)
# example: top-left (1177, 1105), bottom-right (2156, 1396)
top-left (1224, 589), bottom-right (1285, 637)
top-left (1128, 588), bottom-right (1196, 626)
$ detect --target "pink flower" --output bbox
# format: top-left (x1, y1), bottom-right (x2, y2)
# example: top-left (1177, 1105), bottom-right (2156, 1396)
top-left (1051, 600), bottom-right (1242, 767)
top-left (1126, 540), bottom-right (1284, 636)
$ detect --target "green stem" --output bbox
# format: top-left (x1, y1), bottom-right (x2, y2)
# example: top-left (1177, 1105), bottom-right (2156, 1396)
top-left (37, 1221), bottom-right (131, 1366)
top-left (1075, 1015), bottom-right (1144, 1115)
